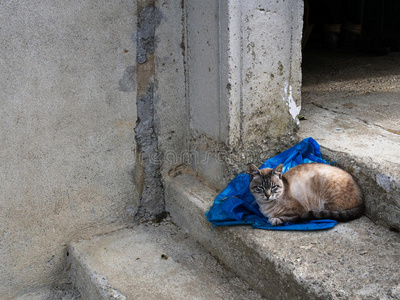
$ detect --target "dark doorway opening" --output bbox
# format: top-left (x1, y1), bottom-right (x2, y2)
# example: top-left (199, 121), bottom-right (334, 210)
top-left (300, 0), bottom-right (400, 167)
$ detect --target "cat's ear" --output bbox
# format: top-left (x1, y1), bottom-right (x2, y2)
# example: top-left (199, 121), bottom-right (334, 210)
top-left (249, 164), bottom-right (260, 179)
top-left (273, 164), bottom-right (283, 179)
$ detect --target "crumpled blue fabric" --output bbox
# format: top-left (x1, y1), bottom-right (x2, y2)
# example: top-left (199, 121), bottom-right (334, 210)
top-left (205, 137), bottom-right (337, 231)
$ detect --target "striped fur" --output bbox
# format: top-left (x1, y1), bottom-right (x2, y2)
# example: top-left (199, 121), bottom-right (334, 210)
top-left (300, 204), bottom-right (365, 222)
top-left (249, 163), bottom-right (364, 226)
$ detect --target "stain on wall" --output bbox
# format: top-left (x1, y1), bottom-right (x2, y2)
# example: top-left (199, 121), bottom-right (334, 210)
top-left (119, 66), bottom-right (136, 92)
top-left (134, 84), bottom-right (165, 220)
top-left (137, 6), bottom-right (162, 64)
top-left (135, 3), bottom-right (165, 221)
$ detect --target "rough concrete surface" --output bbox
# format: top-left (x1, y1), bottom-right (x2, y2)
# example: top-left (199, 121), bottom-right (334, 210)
top-left (134, 84), bottom-right (165, 220)
top-left (134, 1), bottom-right (172, 221)
top-left (186, 0), bottom-right (221, 141)
top-left (0, 1), bottom-right (138, 297)
top-left (136, 5), bottom-right (162, 64)
top-left (186, 0), bottom-right (303, 143)
top-left (300, 49), bottom-right (400, 229)
top-left (69, 222), bottom-right (264, 300)
top-left (240, 1), bottom-right (303, 140)
top-left (185, 1), bottom-right (303, 191)
top-left (154, 0), bottom-right (187, 176)
top-left (165, 173), bottom-right (400, 300)
top-left (15, 283), bottom-right (81, 300)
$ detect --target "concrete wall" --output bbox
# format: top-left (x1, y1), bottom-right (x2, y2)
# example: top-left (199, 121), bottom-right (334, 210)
top-left (154, 2), bottom-right (187, 172)
top-left (0, 1), bottom-right (138, 297)
top-left (186, 0), bottom-right (303, 189)
top-left (0, 0), bottom-right (304, 296)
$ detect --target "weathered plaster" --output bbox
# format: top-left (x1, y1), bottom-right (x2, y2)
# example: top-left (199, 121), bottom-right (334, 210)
top-left (134, 85), bottom-right (165, 220)
top-left (281, 82), bottom-right (301, 125)
top-left (134, 3), bottom-right (166, 221)
top-left (137, 5), bottom-right (162, 64)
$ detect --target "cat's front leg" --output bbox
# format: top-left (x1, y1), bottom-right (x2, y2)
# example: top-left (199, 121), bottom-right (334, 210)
top-left (269, 216), bottom-right (299, 226)
top-left (269, 217), bottom-right (284, 226)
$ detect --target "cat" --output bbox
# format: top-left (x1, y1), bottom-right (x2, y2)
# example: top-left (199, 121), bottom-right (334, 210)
top-left (249, 163), bottom-right (364, 226)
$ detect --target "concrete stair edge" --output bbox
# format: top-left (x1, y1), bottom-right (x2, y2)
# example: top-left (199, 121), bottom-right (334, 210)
top-left (165, 173), bottom-right (400, 300)
top-left (320, 145), bottom-right (400, 230)
top-left (67, 223), bottom-right (265, 300)
top-left (68, 241), bottom-right (127, 300)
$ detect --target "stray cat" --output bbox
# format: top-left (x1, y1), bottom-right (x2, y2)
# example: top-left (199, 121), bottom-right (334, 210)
top-left (249, 163), bottom-right (364, 226)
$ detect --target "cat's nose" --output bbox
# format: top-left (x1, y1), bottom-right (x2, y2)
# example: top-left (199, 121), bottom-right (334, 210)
top-left (265, 191), bottom-right (271, 198)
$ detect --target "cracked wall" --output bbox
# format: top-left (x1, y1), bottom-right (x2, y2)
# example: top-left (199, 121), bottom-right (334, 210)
top-left (134, 2), bottom-right (164, 221)
top-left (134, 0), bottom-right (187, 220)
top-left (134, 84), bottom-right (165, 220)
top-left (137, 5), bottom-right (162, 64)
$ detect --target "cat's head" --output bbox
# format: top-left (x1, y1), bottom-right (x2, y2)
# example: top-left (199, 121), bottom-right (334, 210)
top-left (249, 164), bottom-right (284, 203)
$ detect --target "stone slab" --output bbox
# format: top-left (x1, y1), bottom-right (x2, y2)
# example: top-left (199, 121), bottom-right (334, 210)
top-left (68, 223), bottom-right (264, 300)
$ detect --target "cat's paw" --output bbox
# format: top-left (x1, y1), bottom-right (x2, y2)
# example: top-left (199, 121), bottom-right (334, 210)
top-left (269, 217), bottom-right (284, 226)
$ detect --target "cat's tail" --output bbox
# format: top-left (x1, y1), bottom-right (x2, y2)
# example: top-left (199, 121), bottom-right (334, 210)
top-left (301, 204), bottom-right (365, 222)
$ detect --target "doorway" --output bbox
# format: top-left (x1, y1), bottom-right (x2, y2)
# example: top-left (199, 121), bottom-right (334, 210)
top-left (299, 0), bottom-right (400, 167)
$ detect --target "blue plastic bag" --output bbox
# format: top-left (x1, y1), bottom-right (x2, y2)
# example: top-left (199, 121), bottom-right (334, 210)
top-left (205, 137), bottom-right (337, 231)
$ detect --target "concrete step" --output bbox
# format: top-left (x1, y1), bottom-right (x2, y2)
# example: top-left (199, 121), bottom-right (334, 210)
top-left (165, 173), bottom-right (400, 300)
top-left (298, 94), bottom-right (400, 230)
top-left (68, 222), bottom-right (264, 300)
top-left (15, 284), bottom-right (81, 300)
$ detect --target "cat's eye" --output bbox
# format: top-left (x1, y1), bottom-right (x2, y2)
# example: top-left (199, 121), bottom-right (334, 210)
top-left (271, 185), bottom-right (279, 192)
top-left (255, 186), bottom-right (264, 192)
